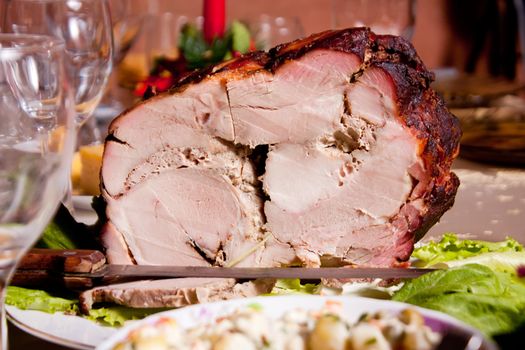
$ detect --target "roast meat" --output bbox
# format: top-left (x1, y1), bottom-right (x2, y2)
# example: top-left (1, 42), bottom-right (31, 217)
top-left (100, 27), bottom-right (460, 271)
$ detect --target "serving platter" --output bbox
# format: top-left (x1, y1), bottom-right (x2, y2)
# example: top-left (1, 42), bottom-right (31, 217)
top-left (7, 306), bottom-right (116, 349)
top-left (7, 158), bottom-right (525, 349)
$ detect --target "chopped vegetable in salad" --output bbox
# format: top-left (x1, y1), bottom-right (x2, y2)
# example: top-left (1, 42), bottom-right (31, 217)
top-left (112, 304), bottom-right (440, 350)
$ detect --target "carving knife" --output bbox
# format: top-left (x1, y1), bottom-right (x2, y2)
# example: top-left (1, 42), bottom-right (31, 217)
top-left (12, 249), bottom-right (437, 289)
top-left (77, 264), bottom-right (436, 280)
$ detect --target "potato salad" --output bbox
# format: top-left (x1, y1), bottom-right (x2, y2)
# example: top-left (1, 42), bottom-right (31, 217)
top-left (112, 302), bottom-right (441, 350)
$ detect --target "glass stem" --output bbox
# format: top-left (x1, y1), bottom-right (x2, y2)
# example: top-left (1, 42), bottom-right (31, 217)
top-left (0, 286), bottom-right (6, 350)
top-left (62, 179), bottom-right (75, 215)
top-left (62, 123), bottom-right (83, 215)
top-left (78, 116), bottom-right (101, 146)
top-left (0, 264), bottom-right (16, 350)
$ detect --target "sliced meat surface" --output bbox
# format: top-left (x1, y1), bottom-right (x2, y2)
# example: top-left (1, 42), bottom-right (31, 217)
top-left (79, 278), bottom-right (275, 312)
top-left (100, 28), bottom-right (460, 275)
top-left (228, 49), bottom-right (360, 146)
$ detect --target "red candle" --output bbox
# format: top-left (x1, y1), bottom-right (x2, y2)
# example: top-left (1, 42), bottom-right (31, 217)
top-left (203, 0), bottom-right (226, 44)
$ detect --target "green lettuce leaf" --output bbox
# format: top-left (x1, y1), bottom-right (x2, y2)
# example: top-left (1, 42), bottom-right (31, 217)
top-left (6, 286), bottom-right (78, 314)
top-left (6, 286), bottom-right (170, 327)
top-left (393, 264), bottom-right (525, 336)
top-left (412, 233), bottom-right (523, 267)
top-left (268, 279), bottom-right (320, 295)
top-left (86, 306), bottom-right (169, 327)
top-left (445, 251), bottom-right (525, 275)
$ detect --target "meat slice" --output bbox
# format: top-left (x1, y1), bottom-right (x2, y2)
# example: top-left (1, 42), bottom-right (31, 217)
top-left (79, 278), bottom-right (275, 312)
top-left (100, 28), bottom-right (460, 274)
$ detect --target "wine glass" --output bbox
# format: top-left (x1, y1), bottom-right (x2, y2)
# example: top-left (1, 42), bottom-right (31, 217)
top-left (331, 0), bottom-right (416, 40)
top-left (109, 0), bottom-right (144, 65)
top-left (247, 15), bottom-right (304, 50)
top-left (0, 34), bottom-right (76, 348)
top-left (2, 0), bottom-right (114, 129)
top-left (96, 0), bottom-right (144, 120)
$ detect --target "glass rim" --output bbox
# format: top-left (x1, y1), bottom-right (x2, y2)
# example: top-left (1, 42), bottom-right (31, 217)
top-left (0, 33), bottom-right (65, 58)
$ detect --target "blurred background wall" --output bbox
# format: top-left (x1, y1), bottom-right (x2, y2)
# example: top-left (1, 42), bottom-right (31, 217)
top-left (127, 0), bottom-right (520, 73)
top-left (118, 0), bottom-right (524, 96)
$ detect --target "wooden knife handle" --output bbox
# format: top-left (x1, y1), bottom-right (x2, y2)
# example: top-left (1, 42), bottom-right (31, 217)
top-left (18, 248), bottom-right (106, 273)
top-left (11, 270), bottom-right (95, 289)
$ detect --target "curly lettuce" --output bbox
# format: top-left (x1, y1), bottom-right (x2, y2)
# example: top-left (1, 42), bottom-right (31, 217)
top-left (412, 233), bottom-right (523, 270)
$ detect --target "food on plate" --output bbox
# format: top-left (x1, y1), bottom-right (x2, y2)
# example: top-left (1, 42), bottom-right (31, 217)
top-left (79, 278), bottom-right (275, 312)
top-left (7, 235), bottom-right (525, 342)
top-left (8, 26), bottom-right (467, 335)
top-left (71, 144), bottom-right (104, 195)
top-left (110, 304), bottom-right (441, 350)
top-left (6, 286), bottom-right (167, 327)
top-left (100, 28), bottom-right (460, 279)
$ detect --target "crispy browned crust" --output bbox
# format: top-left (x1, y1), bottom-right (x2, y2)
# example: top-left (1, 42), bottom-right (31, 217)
top-left (365, 34), bottom-right (461, 242)
top-left (267, 28), bottom-right (371, 70)
top-left (107, 28), bottom-right (460, 244)
top-left (402, 87), bottom-right (461, 241)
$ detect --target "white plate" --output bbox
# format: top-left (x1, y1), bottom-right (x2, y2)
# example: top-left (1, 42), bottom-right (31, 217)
top-left (7, 306), bottom-right (117, 349)
top-left (72, 195), bottom-right (94, 211)
top-left (71, 195), bottom-right (98, 225)
top-left (97, 295), bottom-right (497, 350)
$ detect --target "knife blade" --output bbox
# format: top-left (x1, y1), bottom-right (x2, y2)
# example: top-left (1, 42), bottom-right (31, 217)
top-left (73, 264), bottom-right (436, 280)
